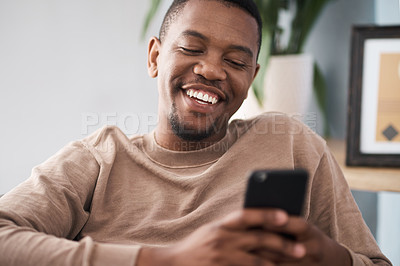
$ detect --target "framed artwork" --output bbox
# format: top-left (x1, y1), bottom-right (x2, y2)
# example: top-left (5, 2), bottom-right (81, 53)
top-left (346, 25), bottom-right (400, 167)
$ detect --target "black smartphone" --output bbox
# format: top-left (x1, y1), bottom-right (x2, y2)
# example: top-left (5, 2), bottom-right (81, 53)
top-left (244, 169), bottom-right (308, 216)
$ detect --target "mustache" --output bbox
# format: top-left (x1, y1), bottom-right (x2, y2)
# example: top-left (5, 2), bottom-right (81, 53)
top-left (176, 76), bottom-right (223, 91)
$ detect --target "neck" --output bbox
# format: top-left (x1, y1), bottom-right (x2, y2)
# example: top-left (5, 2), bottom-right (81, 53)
top-left (154, 125), bottom-right (227, 151)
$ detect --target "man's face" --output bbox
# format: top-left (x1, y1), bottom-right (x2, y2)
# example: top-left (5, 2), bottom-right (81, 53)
top-left (148, 0), bottom-right (260, 143)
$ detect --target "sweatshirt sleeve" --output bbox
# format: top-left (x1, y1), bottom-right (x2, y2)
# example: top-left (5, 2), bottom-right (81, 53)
top-left (306, 143), bottom-right (392, 266)
top-left (0, 140), bottom-right (140, 266)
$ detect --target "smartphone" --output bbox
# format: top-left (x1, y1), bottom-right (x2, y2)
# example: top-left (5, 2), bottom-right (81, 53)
top-left (243, 169), bottom-right (308, 216)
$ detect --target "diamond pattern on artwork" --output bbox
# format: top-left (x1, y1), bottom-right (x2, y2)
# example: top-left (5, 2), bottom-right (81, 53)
top-left (382, 125), bottom-right (399, 141)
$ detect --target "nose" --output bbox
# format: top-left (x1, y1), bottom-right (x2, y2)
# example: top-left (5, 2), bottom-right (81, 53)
top-left (193, 57), bottom-right (227, 81)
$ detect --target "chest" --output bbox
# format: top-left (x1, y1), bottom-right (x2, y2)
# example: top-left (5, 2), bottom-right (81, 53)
top-left (79, 142), bottom-right (296, 245)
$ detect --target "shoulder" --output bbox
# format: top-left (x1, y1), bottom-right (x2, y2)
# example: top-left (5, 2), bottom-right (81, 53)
top-left (81, 125), bottom-right (129, 146)
top-left (80, 125), bottom-right (145, 150)
top-left (231, 112), bottom-right (323, 141)
top-left (230, 112), bottom-right (327, 165)
top-left (77, 125), bottom-right (144, 164)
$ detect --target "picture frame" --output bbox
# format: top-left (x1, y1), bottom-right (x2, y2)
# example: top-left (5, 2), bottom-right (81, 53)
top-left (346, 25), bottom-right (400, 167)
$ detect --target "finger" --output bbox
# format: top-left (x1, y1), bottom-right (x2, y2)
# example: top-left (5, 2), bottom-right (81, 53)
top-left (294, 224), bottom-right (329, 262)
top-left (219, 209), bottom-right (289, 231)
top-left (236, 230), bottom-right (306, 259)
top-left (234, 250), bottom-right (276, 266)
top-left (254, 249), bottom-right (283, 263)
top-left (269, 220), bottom-right (331, 263)
top-left (206, 226), bottom-right (305, 259)
top-left (265, 215), bottom-right (309, 239)
top-left (255, 249), bottom-right (302, 264)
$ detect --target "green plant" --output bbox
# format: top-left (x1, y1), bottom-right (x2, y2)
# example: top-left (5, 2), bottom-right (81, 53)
top-left (253, 0), bottom-right (333, 137)
top-left (141, 0), bottom-right (333, 135)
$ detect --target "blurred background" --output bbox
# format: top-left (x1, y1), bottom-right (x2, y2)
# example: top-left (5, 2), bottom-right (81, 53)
top-left (0, 0), bottom-right (399, 264)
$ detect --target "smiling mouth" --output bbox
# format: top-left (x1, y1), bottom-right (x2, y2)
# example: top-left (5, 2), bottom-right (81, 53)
top-left (185, 89), bottom-right (219, 105)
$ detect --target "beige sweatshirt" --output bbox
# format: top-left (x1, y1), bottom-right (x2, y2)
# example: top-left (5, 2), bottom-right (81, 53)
top-left (0, 113), bottom-right (391, 266)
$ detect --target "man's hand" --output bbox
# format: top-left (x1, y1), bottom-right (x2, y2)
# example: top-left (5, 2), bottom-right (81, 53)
top-left (136, 209), bottom-right (351, 266)
top-left (252, 213), bottom-right (352, 266)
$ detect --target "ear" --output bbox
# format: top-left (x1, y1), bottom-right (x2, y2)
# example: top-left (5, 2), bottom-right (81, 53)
top-left (147, 36), bottom-right (161, 78)
top-left (245, 63), bottom-right (261, 99)
top-left (253, 63), bottom-right (261, 81)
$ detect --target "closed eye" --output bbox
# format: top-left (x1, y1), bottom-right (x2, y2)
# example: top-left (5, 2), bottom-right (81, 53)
top-left (225, 59), bottom-right (246, 69)
top-left (179, 47), bottom-right (203, 55)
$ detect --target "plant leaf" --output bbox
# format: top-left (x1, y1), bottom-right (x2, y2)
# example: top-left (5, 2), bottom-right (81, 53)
top-left (313, 62), bottom-right (329, 136)
top-left (287, 0), bottom-right (334, 53)
top-left (252, 0), bottom-right (282, 104)
top-left (252, 29), bottom-right (272, 106)
top-left (141, 0), bottom-right (162, 40)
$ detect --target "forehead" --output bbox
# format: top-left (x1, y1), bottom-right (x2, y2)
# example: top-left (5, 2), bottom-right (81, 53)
top-left (165, 1), bottom-right (259, 55)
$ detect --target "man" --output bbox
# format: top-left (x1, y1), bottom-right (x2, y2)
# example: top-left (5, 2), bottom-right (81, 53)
top-left (0, 0), bottom-right (391, 265)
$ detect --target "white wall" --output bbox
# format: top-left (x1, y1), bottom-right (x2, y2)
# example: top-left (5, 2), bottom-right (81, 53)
top-left (376, 0), bottom-right (400, 24)
top-left (0, 0), bottom-right (173, 194)
top-left (374, 1), bottom-right (400, 265)
top-left (378, 192), bottom-right (400, 265)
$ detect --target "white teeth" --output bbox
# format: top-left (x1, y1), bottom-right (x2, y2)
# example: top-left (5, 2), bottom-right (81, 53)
top-left (185, 89), bottom-right (219, 105)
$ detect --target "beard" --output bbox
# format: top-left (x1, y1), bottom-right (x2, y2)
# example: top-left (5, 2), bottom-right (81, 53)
top-left (168, 102), bottom-right (221, 141)
top-left (167, 76), bottom-right (229, 142)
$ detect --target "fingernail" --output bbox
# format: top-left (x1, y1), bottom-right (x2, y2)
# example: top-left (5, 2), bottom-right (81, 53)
top-left (274, 211), bottom-right (288, 225)
top-left (293, 244), bottom-right (306, 257)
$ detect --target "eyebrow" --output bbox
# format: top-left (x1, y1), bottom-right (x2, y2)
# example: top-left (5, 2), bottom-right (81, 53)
top-left (228, 44), bottom-right (254, 58)
top-left (181, 30), bottom-right (208, 41)
top-left (181, 30), bottom-right (254, 58)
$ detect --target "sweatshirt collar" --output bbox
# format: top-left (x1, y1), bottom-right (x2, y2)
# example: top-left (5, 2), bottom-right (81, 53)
top-left (142, 127), bottom-right (237, 168)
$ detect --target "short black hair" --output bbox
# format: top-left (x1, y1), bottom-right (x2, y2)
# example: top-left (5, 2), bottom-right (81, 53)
top-left (159, 0), bottom-right (262, 59)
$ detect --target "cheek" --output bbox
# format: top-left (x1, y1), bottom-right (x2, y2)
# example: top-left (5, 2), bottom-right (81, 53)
top-left (230, 73), bottom-right (252, 100)
top-left (157, 58), bottom-right (193, 103)
top-left (160, 53), bottom-right (193, 80)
